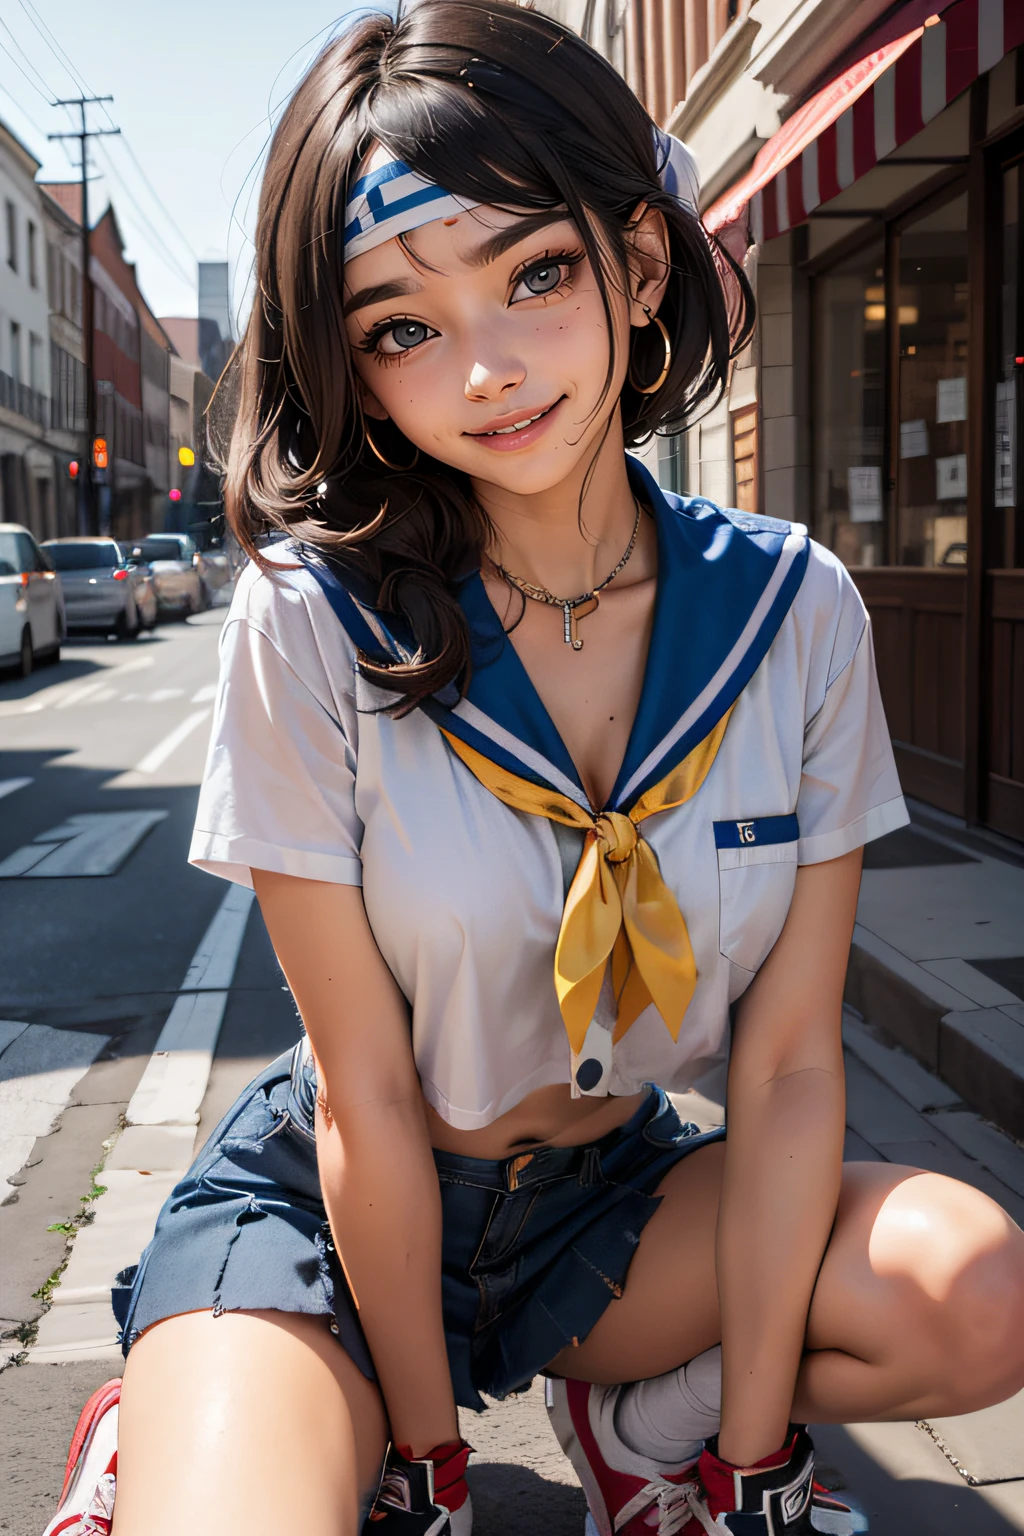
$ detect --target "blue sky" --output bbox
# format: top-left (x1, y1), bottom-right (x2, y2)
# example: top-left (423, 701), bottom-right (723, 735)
top-left (0, 1), bottom-right (374, 325)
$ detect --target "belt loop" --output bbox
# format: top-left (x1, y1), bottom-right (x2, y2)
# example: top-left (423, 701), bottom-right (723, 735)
top-left (579, 1146), bottom-right (602, 1186)
top-left (507, 1152), bottom-right (534, 1191)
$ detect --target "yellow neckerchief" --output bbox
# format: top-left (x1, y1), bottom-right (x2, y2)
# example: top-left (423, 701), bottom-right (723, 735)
top-left (439, 707), bottom-right (733, 1056)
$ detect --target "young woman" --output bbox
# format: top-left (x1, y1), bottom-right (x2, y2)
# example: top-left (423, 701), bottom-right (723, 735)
top-left (47, 6), bottom-right (1024, 1536)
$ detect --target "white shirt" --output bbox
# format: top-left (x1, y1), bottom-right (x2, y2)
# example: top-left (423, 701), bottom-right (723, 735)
top-left (190, 459), bottom-right (907, 1129)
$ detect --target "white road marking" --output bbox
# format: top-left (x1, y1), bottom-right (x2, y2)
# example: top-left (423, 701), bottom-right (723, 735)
top-left (132, 709), bottom-right (210, 774)
top-left (0, 1024), bottom-right (109, 1189)
top-left (0, 777), bottom-right (32, 801)
top-left (190, 682), bottom-right (217, 703)
top-left (30, 883), bottom-right (256, 1362)
top-left (180, 882), bottom-right (254, 990)
top-left (56, 681), bottom-right (110, 710)
top-left (145, 687), bottom-right (184, 703)
top-left (0, 811), bottom-right (168, 879)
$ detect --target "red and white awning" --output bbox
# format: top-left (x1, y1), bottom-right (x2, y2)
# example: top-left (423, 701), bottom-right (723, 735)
top-left (704, 0), bottom-right (1024, 242)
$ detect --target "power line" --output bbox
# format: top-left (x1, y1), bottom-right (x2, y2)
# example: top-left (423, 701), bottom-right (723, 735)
top-left (10, 2), bottom-right (198, 271)
top-left (93, 137), bottom-right (196, 290)
top-left (16, 0), bottom-right (90, 97)
top-left (0, 32), bottom-right (57, 106)
top-left (113, 136), bottom-right (200, 265)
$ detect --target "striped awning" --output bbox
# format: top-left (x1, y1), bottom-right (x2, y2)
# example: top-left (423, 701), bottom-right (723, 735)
top-left (705, 0), bottom-right (1024, 242)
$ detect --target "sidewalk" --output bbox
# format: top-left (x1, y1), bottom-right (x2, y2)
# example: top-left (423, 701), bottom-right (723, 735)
top-left (846, 799), bottom-right (1024, 1142)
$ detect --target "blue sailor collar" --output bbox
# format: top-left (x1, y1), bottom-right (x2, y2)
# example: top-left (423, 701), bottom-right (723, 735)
top-left (300, 455), bottom-right (810, 812)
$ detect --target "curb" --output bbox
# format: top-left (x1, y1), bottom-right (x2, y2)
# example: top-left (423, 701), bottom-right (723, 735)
top-left (845, 934), bottom-right (1024, 1143)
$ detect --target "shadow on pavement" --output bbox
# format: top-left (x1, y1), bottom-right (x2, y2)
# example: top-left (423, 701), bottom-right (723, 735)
top-left (467, 1460), bottom-right (587, 1535)
top-left (813, 1422), bottom-right (1022, 1535)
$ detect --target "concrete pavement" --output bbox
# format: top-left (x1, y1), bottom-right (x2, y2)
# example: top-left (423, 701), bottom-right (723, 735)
top-left (2, 606), bottom-right (1024, 1534)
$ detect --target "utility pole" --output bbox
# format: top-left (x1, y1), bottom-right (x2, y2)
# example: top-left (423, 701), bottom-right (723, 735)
top-left (49, 98), bottom-right (119, 535)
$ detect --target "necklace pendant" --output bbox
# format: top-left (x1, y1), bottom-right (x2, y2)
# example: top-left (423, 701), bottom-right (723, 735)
top-left (563, 602), bottom-right (575, 647)
top-left (567, 594), bottom-right (599, 651)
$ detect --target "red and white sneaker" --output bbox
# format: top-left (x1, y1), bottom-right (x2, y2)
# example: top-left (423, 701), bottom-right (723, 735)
top-left (682, 1429), bottom-right (869, 1534)
top-left (545, 1376), bottom-right (702, 1536)
top-left (42, 1378), bottom-right (120, 1536)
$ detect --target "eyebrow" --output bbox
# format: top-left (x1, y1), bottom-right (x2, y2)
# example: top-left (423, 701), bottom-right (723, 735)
top-left (343, 278), bottom-right (422, 318)
top-left (462, 210), bottom-right (575, 269)
top-left (342, 210), bottom-right (576, 317)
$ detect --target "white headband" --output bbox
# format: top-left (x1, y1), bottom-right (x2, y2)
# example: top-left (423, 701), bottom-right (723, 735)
top-left (343, 129), bottom-right (700, 261)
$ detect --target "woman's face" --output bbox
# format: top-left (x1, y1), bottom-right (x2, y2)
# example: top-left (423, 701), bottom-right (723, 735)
top-left (343, 206), bottom-right (639, 497)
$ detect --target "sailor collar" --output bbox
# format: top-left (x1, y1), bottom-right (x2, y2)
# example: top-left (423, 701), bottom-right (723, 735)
top-left (301, 455), bottom-right (809, 815)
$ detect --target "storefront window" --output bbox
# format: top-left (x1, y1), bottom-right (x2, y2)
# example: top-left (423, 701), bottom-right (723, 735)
top-left (896, 194), bottom-right (969, 567)
top-left (995, 160), bottom-right (1022, 567)
top-left (813, 241), bottom-right (886, 566)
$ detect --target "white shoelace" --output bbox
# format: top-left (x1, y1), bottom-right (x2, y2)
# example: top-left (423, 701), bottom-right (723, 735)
top-left (612, 1475), bottom-right (721, 1536)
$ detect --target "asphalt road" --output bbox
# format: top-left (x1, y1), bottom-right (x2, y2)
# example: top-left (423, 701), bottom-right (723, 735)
top-left (2, 602), bottom-right (1023, 1536)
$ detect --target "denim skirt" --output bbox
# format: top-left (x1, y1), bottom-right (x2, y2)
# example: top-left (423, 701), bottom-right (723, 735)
top-left (112, 1042), bottom-right (724, 1410)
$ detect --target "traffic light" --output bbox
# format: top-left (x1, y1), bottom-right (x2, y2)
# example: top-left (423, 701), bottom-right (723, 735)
top-left (68, 459), bottom-right (79, 479)
top-left (178, 445), bottom-right (195, 467)
top-left (93, 437), bottom-right (109, 470)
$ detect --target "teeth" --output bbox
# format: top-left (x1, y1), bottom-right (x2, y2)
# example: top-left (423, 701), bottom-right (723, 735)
top-left (485, 410), bottom-right (545, 436)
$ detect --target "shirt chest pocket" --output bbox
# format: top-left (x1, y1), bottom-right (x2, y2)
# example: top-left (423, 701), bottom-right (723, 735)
top-left (714, 815), bottom-right (799, 975)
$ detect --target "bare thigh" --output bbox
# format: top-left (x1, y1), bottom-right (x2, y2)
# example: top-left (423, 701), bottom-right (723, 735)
top-left (112, 1309), bottom-right (387, 1536)
top-left (548, 1143), bottom-right (1024, 1419)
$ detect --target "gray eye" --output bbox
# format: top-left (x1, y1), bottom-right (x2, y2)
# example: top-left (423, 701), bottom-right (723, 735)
top-left (523, 263), bottom-right (562, 295)
top-left (380, 321), bottom-right (431, 354)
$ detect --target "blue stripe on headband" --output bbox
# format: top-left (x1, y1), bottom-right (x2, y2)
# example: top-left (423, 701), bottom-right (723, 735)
top-left (343, 131), bottom-right (700, 261)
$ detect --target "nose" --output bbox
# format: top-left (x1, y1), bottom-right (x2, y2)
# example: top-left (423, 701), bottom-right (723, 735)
top-left (465, 354), bottom-right (526, 403)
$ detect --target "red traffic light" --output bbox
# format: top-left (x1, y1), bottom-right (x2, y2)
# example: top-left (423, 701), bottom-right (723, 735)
top-left (93, 437), bottom-right (109, 470)
top-left (169, 488), bottom-right (182, 502)
top-left (68, 459), bottom-right (79, 479)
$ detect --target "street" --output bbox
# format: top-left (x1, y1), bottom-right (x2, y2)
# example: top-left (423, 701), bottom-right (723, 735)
top-left (2, 606), bottom-right (1024, 1536)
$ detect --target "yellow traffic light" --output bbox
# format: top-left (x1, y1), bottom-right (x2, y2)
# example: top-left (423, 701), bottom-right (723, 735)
top-left (178, 445), bottom-right (195, 467)
top-left (93, 437), bottom-right (108, 470)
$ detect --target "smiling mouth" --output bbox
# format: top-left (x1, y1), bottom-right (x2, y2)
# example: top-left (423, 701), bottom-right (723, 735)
top-left (466, 398), bottom-right (563, 437)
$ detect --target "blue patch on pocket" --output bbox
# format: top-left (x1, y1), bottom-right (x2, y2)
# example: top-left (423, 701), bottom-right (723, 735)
top-left (714, 813), bottom-right (799, 849)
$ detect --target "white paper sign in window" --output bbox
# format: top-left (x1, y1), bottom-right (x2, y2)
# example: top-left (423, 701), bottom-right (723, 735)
top-left (995, 379), bottom-right (1016, 509)
top-left (847, 465), bottom-right (883, 523)
top-left (936, 376), bottom-right (968, 423)
top-left (935, 453), bottom-right (967, 501)
top-left (900, 419), bottom-right (930, 459)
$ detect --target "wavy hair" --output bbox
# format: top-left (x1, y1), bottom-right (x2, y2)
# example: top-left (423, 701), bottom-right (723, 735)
top-left (225, 0), bottom-right (753, 708)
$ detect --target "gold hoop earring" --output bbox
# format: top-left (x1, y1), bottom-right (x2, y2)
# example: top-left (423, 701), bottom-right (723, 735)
top-left (364, 419), bottom-right (420, 472)
top-left (628, 313), bottom-right (672, 396)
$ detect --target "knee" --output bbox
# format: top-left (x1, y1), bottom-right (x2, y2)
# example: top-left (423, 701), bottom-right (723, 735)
top-left (873, 1173), bottom-right (1024, 1410)
top-left (945, 1224), bottom-right (1024, 1407)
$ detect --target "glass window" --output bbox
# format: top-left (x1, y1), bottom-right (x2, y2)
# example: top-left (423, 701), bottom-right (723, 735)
top-left (995, 160), bottom-right (1022, 568)
top-left (0, 532), bottom-right (19, 577)
top-left (813, 240), bottom-right (886, 566)
top-left (44, 541), bottom-right (122, 571)
top-left (896, 193), bottom-right (969, 567)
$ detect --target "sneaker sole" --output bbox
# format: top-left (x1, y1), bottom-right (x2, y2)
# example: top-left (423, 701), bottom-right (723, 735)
top-left (43, 1379), bottom-right (120, 1536)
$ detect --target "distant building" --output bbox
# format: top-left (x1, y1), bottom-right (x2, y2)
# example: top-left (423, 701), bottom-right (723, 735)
top-left (41, 187), bottom-right (174, 539)
top-left (197, 260), bottom-right (234, 383)
top-left (40, 187), bottom-right (86, 536)
top-left (0, 119), bottom-right (53, 536)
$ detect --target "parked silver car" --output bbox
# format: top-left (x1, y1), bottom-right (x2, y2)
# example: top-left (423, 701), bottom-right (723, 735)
top-left (43, 538), bottom-right (150, 639)
top-left (0, 523), bottom-right (64, 674)
top-left (130, 534), bottom-right (204, 617)
top-left (116, 543), bottom-right (159, 631)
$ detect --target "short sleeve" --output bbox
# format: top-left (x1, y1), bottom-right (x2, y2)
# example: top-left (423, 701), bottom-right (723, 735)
top-left (188, 608), bottom-right (364, 889)
top-left (796, 592), bottom-right (908, 866)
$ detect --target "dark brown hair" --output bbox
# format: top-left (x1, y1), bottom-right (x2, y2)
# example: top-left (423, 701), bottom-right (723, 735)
top-left (225, 0), bottom-right (752, 707)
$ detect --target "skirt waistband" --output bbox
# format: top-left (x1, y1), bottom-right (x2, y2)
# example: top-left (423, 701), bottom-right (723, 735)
top-left (292, 1037), bottom-right (670, 1195)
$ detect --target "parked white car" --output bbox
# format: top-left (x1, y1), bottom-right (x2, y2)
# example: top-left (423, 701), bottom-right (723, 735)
top-left (0, 522), bottom-right (64, 676)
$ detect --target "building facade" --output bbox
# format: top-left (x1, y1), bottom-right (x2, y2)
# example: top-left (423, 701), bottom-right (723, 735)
top-left (41, 187), bottom-right (87, 537)
top-left (546, 0), bottom-right (1024, 842)
top-left (0, 120), bottom-right (53, 537)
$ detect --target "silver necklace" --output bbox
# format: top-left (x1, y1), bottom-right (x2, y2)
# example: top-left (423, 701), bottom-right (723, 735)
top-left (494, 499), bottom-right (643, 651)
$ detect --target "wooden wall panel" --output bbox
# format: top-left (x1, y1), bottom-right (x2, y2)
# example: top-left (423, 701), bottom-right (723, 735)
top-left (853, 569), bottom-right (966, 815)
top-left (985, 571), bottom-right (1024, 840)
